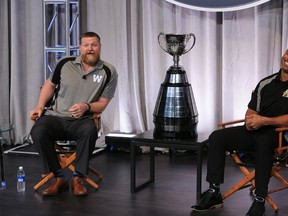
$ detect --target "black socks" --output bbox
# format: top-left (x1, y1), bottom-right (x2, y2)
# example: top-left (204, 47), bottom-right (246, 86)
top-left (73, 171), bottom-right (84, 178)
top-left (255, 196), bottom-right (265, 203)
top-left (209, 183), bottom-right (220, 194)
top-left (54, 169), bottom-right (84, 179)
top-left (54, 169), bottom-right (65, 179)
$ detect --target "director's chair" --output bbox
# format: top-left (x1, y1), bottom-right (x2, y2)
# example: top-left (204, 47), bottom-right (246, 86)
top-left (33, 113), bottom-right (103, 191)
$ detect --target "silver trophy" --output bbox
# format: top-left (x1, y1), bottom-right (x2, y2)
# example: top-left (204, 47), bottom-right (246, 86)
top-left (153, 33), bottom-right (198, 139)
top-left (158, 33), bottom-right (196, 68)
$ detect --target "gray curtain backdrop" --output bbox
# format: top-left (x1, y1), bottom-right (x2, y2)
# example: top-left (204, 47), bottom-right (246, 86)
top-left (1, 0), bottom-right (288, 144)
top-left (0, 0), bottom-right (9, 130)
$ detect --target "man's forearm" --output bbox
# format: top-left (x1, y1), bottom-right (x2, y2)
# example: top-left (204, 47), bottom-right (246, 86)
top-left (88, 98), bottom-right (111, 114)
top-left (261, 115), bottom-right (288, 128)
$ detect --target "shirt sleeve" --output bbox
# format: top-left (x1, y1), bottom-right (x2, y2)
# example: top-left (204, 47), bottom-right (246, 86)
top-left (247, 84), bottom-right (260, 112)
top-left (49, 56), bottom-right (76, 84)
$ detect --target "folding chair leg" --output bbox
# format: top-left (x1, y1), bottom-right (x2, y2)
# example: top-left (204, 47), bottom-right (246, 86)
top-left (34, 172), bottom-right (54, 191)
top-left (265, 195), bottom-right (279, 213)
top-left (67, 164), bottom-right (101, 189)
top-left (83, 176), bottom-right (99, 189)
top-left (262, 164), bottom-right (288, 213)
top-left (222, 170), bottom-right (255, 199)
top-left (270, 166), bottom-right (288, 191)
top-left (89, 167), bottom-right (103, 180)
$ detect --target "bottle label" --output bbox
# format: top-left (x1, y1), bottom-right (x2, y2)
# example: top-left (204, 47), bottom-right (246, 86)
top-left (1, 181), bottom-right (6, 188)
top-left (17, 176), bottom-right (25, 182)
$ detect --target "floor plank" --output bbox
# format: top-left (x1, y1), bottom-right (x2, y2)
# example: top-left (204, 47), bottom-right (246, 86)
top-left (0, 147), bottom-right (287, 216)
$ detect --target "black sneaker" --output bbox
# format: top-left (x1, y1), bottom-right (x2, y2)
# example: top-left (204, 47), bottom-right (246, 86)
top-left (246, 198), bottom-right (265, 216)
top-left (191, 189), bottom-right (223, 212)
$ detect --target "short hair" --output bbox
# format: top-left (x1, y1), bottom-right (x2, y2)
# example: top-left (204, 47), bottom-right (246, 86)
top-left (79, 32), bottom-right (101, 44)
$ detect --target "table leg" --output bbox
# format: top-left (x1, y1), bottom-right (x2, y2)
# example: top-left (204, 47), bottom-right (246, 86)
top-left (130, 141), bottom-right (155, 192)
top-left (130, 142), bottom-right (136, 192)
top-left (150, 146), bottom-right (155, 182)
top-left (196, 148), bottom-right (203, 200)
top-left (0, 135), bottom-right (5, 189)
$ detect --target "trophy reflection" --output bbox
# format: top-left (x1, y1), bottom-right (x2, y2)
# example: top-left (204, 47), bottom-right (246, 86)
top-left (153, 33), bottom-right (198, 139)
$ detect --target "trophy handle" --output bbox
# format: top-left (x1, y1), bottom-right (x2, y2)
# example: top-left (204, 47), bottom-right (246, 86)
top-left (158, 32), bottom-right (169, 53)
top-left (183, 33), bottom-right (196, 54)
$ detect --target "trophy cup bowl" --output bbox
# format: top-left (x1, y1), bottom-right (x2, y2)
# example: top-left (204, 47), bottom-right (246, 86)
top-left (158, 33), bottom-right (196, 57)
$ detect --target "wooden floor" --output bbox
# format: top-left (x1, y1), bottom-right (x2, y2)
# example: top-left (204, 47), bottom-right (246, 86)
top-left (0, 145), bottom-right (287, 216)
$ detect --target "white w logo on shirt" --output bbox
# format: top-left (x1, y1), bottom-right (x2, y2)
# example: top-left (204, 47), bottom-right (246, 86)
top-left (93, 75), bottom-right (103, 83)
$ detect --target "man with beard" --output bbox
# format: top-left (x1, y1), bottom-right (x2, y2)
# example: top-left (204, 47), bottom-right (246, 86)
top-left (191, 49), bottom-right (288, 216)
top-left (30, 32), bottom-right (118, 196)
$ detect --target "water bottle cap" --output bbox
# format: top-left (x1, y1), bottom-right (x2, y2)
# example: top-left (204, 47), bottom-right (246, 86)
top-left (19, 166), bottom-right (23, 170)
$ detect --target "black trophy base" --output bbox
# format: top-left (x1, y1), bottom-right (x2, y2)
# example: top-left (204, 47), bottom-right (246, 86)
top-left (153, 124), bottom-right (198, 140)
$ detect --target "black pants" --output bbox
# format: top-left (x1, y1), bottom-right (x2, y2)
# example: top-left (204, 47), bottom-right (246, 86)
top-left (207, 125), bottom-right (281, 197)
top-left (30, 115), bottom-right (98, 175)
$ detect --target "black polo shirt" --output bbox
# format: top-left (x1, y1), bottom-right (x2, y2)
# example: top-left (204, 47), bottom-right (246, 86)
top-left (248, 70), bottom-right (288, 117)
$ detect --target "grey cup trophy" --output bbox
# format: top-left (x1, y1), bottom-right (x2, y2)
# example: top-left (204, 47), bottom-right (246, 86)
top-left (153, 33), bottom-right (198, 139)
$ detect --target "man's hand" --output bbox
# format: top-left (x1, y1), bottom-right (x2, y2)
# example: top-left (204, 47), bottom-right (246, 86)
top-left (29, 107), bottom-right (44, 123)
top-left (245, 113), bottom-right (266, 130)
top-left (68, 103), bottom-right (88, 118)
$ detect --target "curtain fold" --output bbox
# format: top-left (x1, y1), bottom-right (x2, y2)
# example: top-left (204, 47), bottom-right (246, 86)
top-left (0, 0), bottom-right (287, 144)
top-left (9, 0), bottom-right (44, 143)
top-left (0, 0), bottom-right (11, 142)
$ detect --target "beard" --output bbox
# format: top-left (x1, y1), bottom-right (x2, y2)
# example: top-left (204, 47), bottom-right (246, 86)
top-left (81, 52), bottom-right (100, 66)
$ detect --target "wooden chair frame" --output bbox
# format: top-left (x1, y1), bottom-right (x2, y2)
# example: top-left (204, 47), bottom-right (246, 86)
top-left (218, 119), bottom-right (288, 213)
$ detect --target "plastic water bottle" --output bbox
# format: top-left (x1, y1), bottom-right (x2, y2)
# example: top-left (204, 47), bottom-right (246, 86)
top-left (17, 166), bottom-right (25, 192)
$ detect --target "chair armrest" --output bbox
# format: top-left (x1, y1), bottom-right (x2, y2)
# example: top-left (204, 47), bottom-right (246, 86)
top-left (275, 127), bottom-right (288, 132)
top-left (217, 119), bottom-right (245, 128)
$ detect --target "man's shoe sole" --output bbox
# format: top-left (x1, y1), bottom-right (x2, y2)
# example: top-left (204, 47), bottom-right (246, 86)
top-left (42, 183), bottom-right (69, 196)
top-left (191, 203), bottom-right (223, 212)
top-left (246, 213), bottom-right (265, 216)
top-left (73, 191), bottom-right (88, 196)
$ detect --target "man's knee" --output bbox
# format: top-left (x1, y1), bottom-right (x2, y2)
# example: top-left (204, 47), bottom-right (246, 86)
top-left (209, 129), bottom-right (225, 145)
top-left (255, 129), bottom-right (278, 150)
top-left (30, 119), bottom-right (55, 142)
top-left (77, 121), bottom-right (98, 138)
top-left (31, 123), bottom-right (46, 140)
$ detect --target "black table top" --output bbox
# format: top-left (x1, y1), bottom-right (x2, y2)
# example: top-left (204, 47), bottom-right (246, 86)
top-left (131, 129), bottom-right (210, 145)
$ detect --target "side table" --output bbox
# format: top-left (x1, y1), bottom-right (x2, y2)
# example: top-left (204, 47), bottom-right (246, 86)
top-left (130, 129), bottom-right (209, 200)
top-left (0, 123), bottom-right (14, 189)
